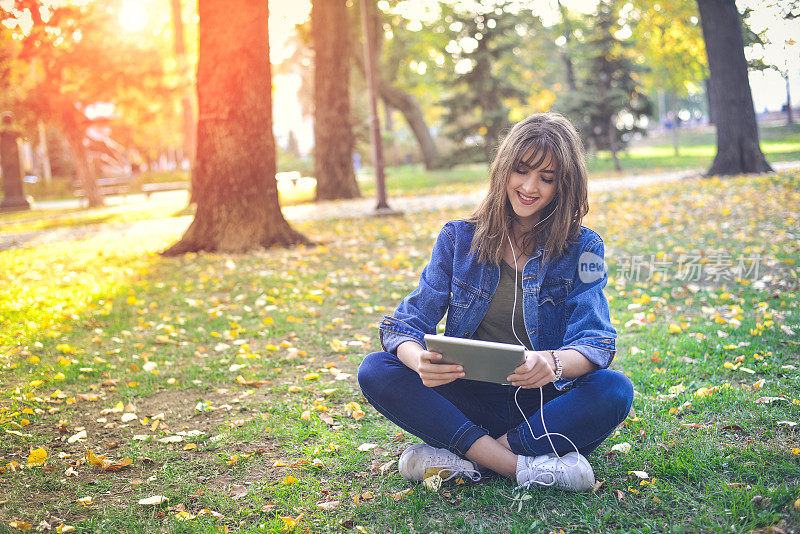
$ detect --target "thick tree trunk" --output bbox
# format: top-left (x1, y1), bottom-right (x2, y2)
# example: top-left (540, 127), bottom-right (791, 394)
top-left (163, 0), bottom-right (307, 256)
top-left (697, 0), bottom-right (772, 176)
top-left (312, 0), bottom-right (360, 201)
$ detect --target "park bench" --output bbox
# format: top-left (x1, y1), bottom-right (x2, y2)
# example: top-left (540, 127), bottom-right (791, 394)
top-left (141, 181), bottom-right (189, 199)
top-left (73, 176), bottom-right (132, 205)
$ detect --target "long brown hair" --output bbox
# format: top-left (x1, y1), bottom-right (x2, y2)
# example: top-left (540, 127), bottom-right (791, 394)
top-left (467, 112), bottom-right (589, 265)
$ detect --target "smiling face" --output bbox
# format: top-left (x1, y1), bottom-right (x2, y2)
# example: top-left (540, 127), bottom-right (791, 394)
top-left (505, 149), bottom-right (557, 229)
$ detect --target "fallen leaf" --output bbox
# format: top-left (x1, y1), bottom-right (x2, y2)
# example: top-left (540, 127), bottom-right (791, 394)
top-left (138, 495), bottom-right (168, 506)
top-left (423, 474), bottom-right (442, 492)
top-left (27, 448), bottom-right (47, 466)
top-left (56, 525), bottom-right (76, 533)
top-left (281, 476), bottom-right (297, 485)
top-left (320, 413), bottom-right (335, 425)
top-left (67, 430), bottom-right (87, 444)
top-left (591, 479), bottom-right (606, 494)
top-left (316, 500), bottom-right (339, 511)
top-left (628, 470), bottom-right (649, 479)
top-left (755, 396), bottom-right (787, 404)
top-left (357, 443), bottom-right (377, 452)
top-left (280, 514), bottom-right (303, 531)
top-left (610, 442), bottom-right (632, 454)
top-left (120, 413), bottom-right (138, 423)
top-left (8, 521), bottom-right (32, 531)
top-left (392, 488), bottom-right (412, 501)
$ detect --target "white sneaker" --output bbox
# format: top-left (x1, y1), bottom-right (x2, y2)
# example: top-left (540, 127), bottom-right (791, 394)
top-left (515, 452), bottom-right (595, 492)
top-left (398, 443), bottom-right (481, 483)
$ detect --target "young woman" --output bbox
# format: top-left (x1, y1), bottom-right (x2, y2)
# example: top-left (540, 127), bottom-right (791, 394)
top-left (358, 112), bottom-right (633, 492)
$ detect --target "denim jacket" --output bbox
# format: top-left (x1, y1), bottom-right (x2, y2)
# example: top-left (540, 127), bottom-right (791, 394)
top-left (379, 219), bottom-right (617, 390)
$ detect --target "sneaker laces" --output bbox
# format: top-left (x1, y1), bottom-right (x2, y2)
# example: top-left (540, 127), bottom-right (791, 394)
top-left (426, 464), bottom-right (482, 483)
top-left (425, 452), bottom-right (482, 482)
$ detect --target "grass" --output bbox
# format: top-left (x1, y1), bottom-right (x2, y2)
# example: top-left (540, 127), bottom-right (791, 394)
top-left (0, 169), bottom-right (799, 532)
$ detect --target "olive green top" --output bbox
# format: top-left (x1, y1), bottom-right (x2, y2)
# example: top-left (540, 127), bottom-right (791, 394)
top-left (472, 260), bottom-right (532, 350)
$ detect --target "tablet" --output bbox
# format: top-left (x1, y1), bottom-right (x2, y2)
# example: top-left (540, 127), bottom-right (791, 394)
top-left (424, 334), bottom-right (526, 385)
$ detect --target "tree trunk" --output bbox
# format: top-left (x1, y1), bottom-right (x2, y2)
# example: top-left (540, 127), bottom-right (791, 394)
top-left (312, 0), bottom-right (360, 201)
top-left (557, 0), bottom-right (577, 92)
top-left (163, 0), bottom-right (307, 256)
top-left (377, 77), bottom-right (443, 169)
top-left (697, 0), bottom-right (772, 176)
top-left (608, 119), bottom-right (622, 172)
top-left (62, 113), bottom-right (103, 208)
top-left (785, 73), bottom-right (794, 125)
top-left (170, 0), bottom-right (197, 201)
top-left (352, 52), bottom-right (443, 170)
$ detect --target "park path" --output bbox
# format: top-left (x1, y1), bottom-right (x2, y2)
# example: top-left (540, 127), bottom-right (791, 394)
top-left (2, 163), bottom-right (798, 252)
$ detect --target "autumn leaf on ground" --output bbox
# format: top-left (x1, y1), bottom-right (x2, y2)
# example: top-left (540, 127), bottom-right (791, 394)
top-left (27, 448), bottom-right (47, 466)
top-left (316, 500), bottom-right (339, 511)
top-left (236, 375), bottom-right (270, 387)
top-left (86, 450), bottom-right (133, 471)
top-left (280, 514), bottom-right (303, 531)
top-left (138, 495), bottom-right (168, 506)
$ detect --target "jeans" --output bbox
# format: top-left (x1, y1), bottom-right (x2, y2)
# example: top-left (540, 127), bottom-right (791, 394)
top-left (358, 351), bottom-right (634, 458)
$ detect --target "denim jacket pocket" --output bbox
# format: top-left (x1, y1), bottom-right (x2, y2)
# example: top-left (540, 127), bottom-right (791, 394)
top-left (537, 280), bottom-right (570, 335)
top-left (448, 278), bottom-right (478, 325)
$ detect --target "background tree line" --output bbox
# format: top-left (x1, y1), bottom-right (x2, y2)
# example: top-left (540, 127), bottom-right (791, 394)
top-left (1, 0), bottom-right (793, 252)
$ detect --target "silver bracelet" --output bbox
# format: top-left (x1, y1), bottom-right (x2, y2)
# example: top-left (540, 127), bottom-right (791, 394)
top-left (548, 350), bottom-right (563, 381)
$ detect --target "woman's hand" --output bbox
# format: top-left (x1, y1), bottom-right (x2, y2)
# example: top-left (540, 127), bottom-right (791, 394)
top-left (416, 350), bottom-right (465, 387)
top-left (508, 350), bottom-right (555, 388)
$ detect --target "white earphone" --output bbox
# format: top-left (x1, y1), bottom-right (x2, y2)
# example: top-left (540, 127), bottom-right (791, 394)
top-left (506, 225), bottom-right (580, 467)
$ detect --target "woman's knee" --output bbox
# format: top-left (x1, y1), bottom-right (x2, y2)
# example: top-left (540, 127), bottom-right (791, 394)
top-left (357, 351), bottom-right (400, 399)
top-left (582, 369), bottom-right (634, 421)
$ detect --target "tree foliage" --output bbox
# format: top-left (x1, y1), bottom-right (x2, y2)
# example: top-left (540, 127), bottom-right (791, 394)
top-left (0, 0), bottom-right (177, 206)
top-left (558, 0), bottom-right (651, 170)
top-left (439, 3), bottom-right (534, 162)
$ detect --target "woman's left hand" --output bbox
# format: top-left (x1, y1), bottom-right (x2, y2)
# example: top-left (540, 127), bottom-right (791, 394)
top-left (508, 350), bottom-right (555, 388)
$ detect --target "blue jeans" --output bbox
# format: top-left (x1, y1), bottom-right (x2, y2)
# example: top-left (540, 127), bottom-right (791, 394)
top-left (358, 351), bottom-right (634, 458)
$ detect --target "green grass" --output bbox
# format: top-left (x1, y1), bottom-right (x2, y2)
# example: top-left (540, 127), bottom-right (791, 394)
top-left (0, 171), bottom-right (799, 532)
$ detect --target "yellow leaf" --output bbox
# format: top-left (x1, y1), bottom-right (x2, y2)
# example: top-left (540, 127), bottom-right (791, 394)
top-left (280, 514), bottom-right (303, 531)
top-left (56, 525), bottom-right (76, 533)
top-left (58, 356), bottom-right (71, 366)
top-left (86, 450), bottom-right (106, 468)
top-left (301, 410), bottom-right (311, 421)
top-left (28, 356), bottom-right (40, 364)
top-left (53, 373), bottom-right (65, 380)
top-left (27, 448), bottom-right (47, 466)
top-left (8, 521), bottom-right (32, 531)
top-left (184, 443), bottom-right (197, 451)
top-left (792, 448), bottom-right (800, 455)
top-left (304, 373), bottom-right (320, 381)
top-left (668, 324), bottom-right (682, 334)
top-left (392, 488), bottom-right (412, 501)
top-left (281, 476), bottom-right (297, 485)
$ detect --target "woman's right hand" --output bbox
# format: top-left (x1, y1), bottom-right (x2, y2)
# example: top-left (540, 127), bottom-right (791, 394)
top-left (397, 341), bottom-right (465, 387)
top-left (416, 350), bottom-right (465, 387)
